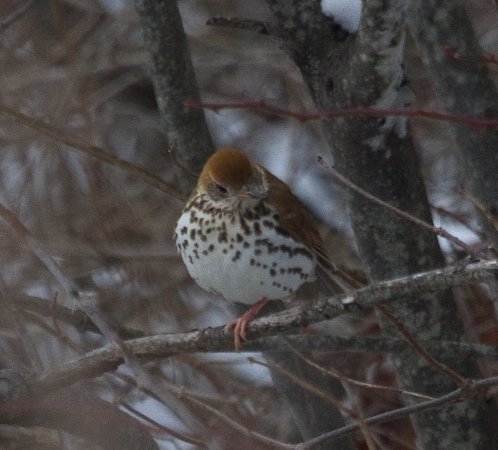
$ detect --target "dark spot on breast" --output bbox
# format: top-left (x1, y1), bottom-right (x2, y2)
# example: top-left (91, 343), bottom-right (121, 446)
top-left (239, 216), bottom-right (251, 235)
top-left (244, 209), bottom-right (256, 220)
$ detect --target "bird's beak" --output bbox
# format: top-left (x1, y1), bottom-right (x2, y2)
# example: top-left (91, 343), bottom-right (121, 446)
top-left (239, 185), bottom-right (265, 200)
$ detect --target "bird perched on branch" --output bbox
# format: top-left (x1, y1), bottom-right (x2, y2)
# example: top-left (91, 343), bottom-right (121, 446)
top-left (174, 148), bottom-right (350, 350)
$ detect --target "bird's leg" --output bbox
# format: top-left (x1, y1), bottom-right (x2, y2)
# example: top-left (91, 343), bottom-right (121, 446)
top-left (226, 298), bottom-right (268, 351)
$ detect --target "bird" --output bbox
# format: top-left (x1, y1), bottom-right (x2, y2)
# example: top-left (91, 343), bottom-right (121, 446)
top-left (174, 148), bottom-right (350, 350)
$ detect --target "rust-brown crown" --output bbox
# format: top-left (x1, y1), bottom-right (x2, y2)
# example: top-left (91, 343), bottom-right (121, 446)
top-left (196, 147), bottom-right (270, 203)
top-left (198, 148), bottom-right (254, 193)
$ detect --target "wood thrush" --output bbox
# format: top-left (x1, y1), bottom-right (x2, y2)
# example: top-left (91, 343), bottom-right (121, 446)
top-left (174, 148), bottom-right (348, 350)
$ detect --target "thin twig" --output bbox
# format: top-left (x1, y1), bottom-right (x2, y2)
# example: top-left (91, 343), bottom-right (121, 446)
top-left (182, 393), bottom-right (294, 449)
top-left (21, 310), bottom-right (83, 354)
top-left (0, 202), bottom-right (144, 382)
top-left (248, 357), bottom-right (354, 416)
top-left (444, 47), bottom-right (498, 66)
top-left (376, 304), bottom-right (468, 387)
top-left (120, 402), bottom-right (207, 448)
top-left (297, 376), bottom-right (498, 449)
top-left (318, 158), bottom-right (485, 259)
top-left (0, 0), bottom-right (37, 32)
top-left (288, 346), bottom-right (433, 401)
top-left (430, 203), bottom-right (486, 243)
top-left (0, 104), bottom-right (186, 202)
top-left (17, 294), bottom-right (145, 339)
top-left (460, 187), bottom-right (498, 231)
top-left (185, 98), bottom-right (498, 130)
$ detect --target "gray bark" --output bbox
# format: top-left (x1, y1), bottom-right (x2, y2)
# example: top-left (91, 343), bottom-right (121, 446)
top-left (135, 0), bottom-right (214, 193)
top-left (265, 0), bottom-right (498, 448)
top-left (408, 0), bottom-right (498, 249)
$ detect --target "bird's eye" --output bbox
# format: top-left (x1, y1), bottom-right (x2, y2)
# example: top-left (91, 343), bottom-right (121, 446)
top-left (214, 183), bottom-right (228, 194)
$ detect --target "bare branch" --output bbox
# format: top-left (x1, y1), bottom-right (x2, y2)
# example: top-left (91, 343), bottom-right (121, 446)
top-left (377, 304), bottom-right (467, 387)
top-left (298, 376), bottom-right (498, 449)
top-left (0, 0), bottom-right (36, 32)
top-left (0, 104), bottom-right (185, 201)
top-left (29, 260), bottom-right (498, 393)
top-left (185, 98), bottom-right (498, 130)
top-left (317, 157), bottom-right (485, 258)
top-left (289, 348), bottom-right (433, 401)
top-left (248, 357), bottom-right (354, 415)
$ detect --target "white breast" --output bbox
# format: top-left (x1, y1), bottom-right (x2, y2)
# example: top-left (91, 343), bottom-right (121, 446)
top-left (174, 197), bottom-right (316, 305)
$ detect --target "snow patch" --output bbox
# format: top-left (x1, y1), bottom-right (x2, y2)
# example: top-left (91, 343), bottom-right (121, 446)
top-left (364, 31), bottom-right (411, 151)
top-left (321, 0), bottom-right (362, 33)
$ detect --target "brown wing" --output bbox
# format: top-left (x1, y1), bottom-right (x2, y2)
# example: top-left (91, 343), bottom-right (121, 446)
top-left (262, 167), bottom-right (354, 293)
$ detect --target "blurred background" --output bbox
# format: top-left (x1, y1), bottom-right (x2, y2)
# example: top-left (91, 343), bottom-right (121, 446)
top-left (1, 0), bottom-right (497, 448)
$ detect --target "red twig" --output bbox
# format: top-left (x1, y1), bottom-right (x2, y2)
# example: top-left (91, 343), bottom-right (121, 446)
top-left (185, 99), bottom-right (497, 131)
top-left (445, 47), bottom-right (498, 66)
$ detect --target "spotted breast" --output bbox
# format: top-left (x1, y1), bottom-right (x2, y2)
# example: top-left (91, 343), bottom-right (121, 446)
top-left (174, 148), bottom-right (344, 349)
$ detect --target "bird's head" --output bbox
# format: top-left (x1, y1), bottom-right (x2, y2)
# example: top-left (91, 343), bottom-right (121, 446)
top-left (197, 148), bottom-right (268, 209)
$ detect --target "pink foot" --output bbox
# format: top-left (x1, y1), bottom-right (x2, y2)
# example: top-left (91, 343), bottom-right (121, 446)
top-left (226, 298), bottom-right (268, 351)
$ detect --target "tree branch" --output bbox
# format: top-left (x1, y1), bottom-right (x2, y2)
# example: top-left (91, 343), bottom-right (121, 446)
top-left (134, 0), bottom-right (214, 192)
top-left (28, 260), bottom-right (498, 393)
